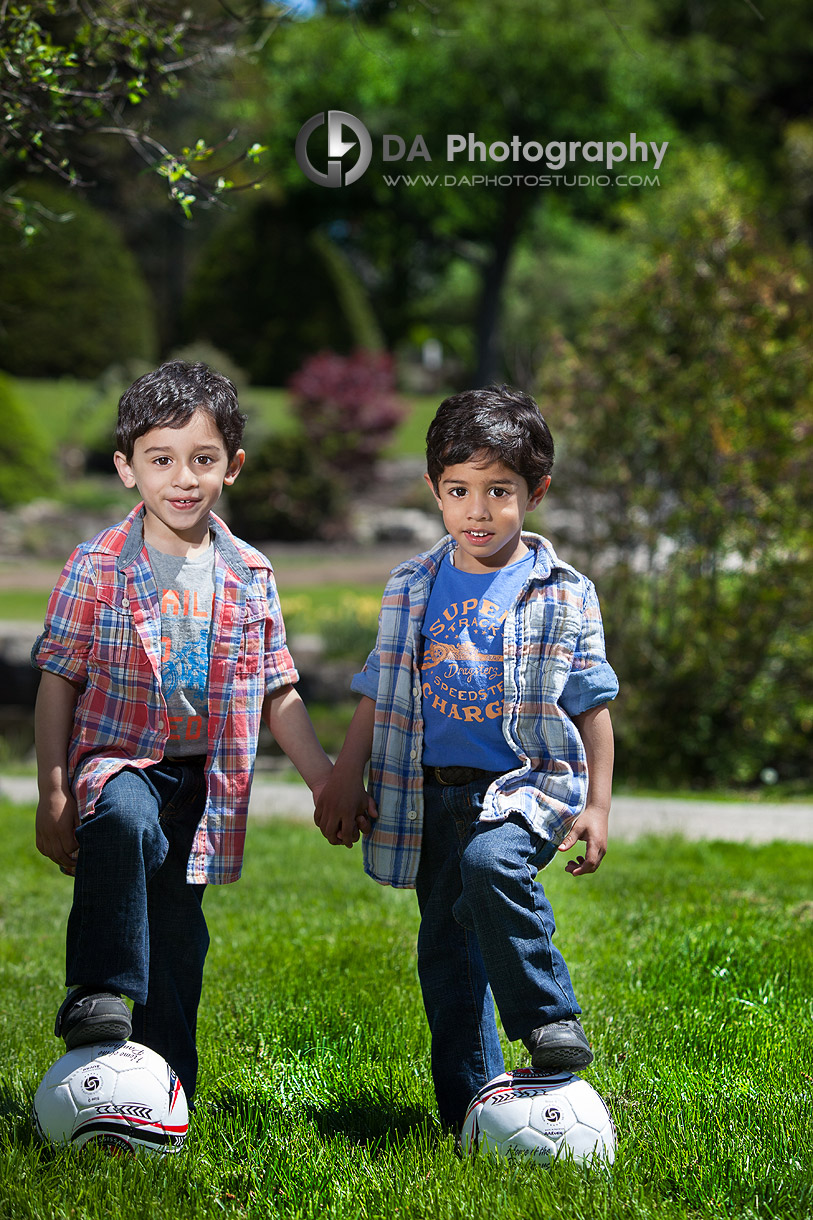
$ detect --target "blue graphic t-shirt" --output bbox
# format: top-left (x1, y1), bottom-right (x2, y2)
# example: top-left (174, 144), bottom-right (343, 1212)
top-left (420, 548), bottom-right (534, 771)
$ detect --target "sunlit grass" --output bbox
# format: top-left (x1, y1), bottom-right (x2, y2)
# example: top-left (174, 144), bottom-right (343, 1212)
top-left (2, 803), bottom-right (812, 1219)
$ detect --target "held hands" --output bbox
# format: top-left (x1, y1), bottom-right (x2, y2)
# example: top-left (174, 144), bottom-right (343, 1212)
top-left (313, 769), bottom-right (378, 849)
top-left (557, 803), bottom-right (609, 876)
top-left (36, 788), bottom-right (80, 876)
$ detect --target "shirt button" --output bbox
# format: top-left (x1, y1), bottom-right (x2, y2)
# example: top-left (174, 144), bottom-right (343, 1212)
top-left (412, 686), bottom-right (420, 697)
top-left (121, 597), bottom-right (130, 608)
top-left (410, 748), bottom-right (418, 760)
top-left (407, 809), bottom-right (418, 821)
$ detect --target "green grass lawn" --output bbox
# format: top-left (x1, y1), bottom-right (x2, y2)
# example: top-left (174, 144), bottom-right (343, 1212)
top-left (2, 802), bottom-right (812, 1219)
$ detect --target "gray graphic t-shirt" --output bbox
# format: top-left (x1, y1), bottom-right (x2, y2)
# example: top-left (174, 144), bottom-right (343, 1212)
top-left (146, 542), bottom-right (215, 757)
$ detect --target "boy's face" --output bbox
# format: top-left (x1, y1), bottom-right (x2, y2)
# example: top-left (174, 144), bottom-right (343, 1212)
top-left (114, 409), bottom-right (245, 554)
top-left (425, 455), bottom-right (549, 573)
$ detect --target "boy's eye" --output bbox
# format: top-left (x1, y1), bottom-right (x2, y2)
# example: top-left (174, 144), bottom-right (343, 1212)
top-left (490, 487), bottom-right (508, 497)
top-left (195, 455), bottom-right (214, 466)
top-left (449, 487), bottom-right (467, 498)
top-left (153, 456), bottom-right (172, 466)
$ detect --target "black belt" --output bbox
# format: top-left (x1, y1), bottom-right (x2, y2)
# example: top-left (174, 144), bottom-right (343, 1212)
top-left (424, 765), bottom-right (503, 787)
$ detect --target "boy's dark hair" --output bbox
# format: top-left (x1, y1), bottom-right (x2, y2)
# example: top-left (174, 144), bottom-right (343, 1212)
top-left (426, 385), bottom-right (554, 491)
top-left (116, 361), bottom-right (247, 461)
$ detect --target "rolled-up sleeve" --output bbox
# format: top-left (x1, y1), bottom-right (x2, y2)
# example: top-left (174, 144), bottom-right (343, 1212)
top-left (558, 579), bottom-right (618, 716)
top-left (31, 550), bottom-right (96, 686)
top-left (351, 648), bottom-right (380, 700)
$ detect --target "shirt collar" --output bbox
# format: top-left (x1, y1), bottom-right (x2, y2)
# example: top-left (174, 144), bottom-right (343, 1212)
top-left (117, 504), bottom-right (252, 583)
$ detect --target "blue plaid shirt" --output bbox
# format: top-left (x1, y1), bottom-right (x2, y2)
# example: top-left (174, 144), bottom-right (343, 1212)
top-left (352, 533), bottom-right (618, 888)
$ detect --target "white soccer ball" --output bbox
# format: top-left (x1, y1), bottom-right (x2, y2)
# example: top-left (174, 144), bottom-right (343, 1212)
top-left (461, 1068), bottom-right (615, 1167)
top-left (33, 1041), bottom-right (188, 1155)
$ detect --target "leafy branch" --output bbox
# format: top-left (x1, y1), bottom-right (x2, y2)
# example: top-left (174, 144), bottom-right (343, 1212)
top-left (0, 0), bottom-right (271, 234)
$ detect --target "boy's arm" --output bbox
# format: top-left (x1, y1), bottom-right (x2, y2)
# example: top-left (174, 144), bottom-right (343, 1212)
top-left (35, 671), bottom-right (81, 875)
top-left (558, 703), bottom-right (614, 877)
top-left (313, 695), bottom-right (377, 849)
top-left (262, 684), bottom-right (334, 803)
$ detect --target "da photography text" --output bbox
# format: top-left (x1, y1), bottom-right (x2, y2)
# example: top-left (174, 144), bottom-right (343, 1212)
top-left (295, 110), bottom-right (669, 189)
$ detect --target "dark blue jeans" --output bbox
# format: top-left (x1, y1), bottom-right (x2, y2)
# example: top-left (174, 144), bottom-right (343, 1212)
top-left (416, 774), bottom-right (580, 1130)
top-left (66, 759), bottom-right (209, 1101)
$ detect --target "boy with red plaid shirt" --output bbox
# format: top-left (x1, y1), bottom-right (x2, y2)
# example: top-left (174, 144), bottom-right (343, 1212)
top-left (33, 361), bottom-right (333, 1103)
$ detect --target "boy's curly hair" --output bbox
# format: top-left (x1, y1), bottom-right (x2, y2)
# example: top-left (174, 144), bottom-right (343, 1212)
top-left (426, 385), bottom-right (554, 492)
top-left (116, 361), bottom-right (246, 460)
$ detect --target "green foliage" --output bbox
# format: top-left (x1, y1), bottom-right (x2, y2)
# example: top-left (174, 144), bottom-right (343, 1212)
top-left (226, 348), bottom-right (407, 540)
top-left (0, 372), bottom-right (54, 507)
top-left (0, 2), bottom-right (270, 233)
top-left (540, 152), bottom-right (813, 789)
top-left (0, 183), bottom-right (157, 377)
top-left (255, 0), bottom-right (675, 379)
top-left (225, 432), bottom-right (347, 542)
top-left (281, 587), bottom-right (382, 662)
top-left (183, 200), bottom-right (382, 384)
top-left (2, 801), bottom-right (813, 1219)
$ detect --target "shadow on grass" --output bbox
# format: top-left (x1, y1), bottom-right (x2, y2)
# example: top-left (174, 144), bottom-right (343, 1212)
top-left (0, 1080), bottom-right (41, 1148)
top-left (208, 1085), bottom-right (440, 1153)
top-left (305, 1093), bottom-right (437, 1150)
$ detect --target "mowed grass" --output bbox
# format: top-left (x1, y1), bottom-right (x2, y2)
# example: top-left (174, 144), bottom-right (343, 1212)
top-left (1, 801), bottom-right (812, 1220)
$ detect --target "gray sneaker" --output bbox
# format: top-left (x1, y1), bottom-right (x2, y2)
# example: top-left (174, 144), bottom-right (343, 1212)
top-left (524, 1017), bottom-right (594, 1071)
top-left (54, 988), bottom-right (132, 1049)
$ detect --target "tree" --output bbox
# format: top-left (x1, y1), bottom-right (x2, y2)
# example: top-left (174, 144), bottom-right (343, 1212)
top-left (0, 0), bottom-right (270, 235)
top-left (0, 181), bottom-right (157, 376)
top-left (254, 0), bottom-right (674, 382)
top-left (539, 153), bottom-right (813, 788)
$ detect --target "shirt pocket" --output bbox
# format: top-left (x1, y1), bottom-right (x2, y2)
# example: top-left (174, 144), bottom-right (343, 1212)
top-left (90, 585), bottom-right (144, 669)
top-left (235, 599), bottom-right (267, 677)
top-left (522, 595), bottom-right (582, 698)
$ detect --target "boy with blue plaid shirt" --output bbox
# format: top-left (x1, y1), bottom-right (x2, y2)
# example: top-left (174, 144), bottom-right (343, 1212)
top-left (315, 386), bottom-right (618, 1133)
top-left (33, 361), bottom-right (333, 1103)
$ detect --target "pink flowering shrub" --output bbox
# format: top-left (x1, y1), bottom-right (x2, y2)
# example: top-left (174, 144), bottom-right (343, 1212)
top-left (288, 349), bottom-right (406, 476)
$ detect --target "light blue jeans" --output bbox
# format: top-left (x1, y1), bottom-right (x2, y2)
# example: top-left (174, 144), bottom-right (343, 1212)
top-left (65, 760), bottom-right (209, 1101)
top-left (416, 773), bottom-right (580, 1129)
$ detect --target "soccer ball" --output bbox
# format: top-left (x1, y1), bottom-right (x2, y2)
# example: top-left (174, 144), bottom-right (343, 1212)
top-left (461, 1068), bottom-right (615, 1167)
top-left (33, 1041), bottom-right (188, 1154)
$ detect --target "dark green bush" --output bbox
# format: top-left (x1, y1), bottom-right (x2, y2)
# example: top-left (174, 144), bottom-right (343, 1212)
top-left (539, 160), bottom-right (813, 790)
top-left (0, 184), bottom-right (157, 378)
top-left (0, 373), bottom-right (54, 507)
top-left (182, 199), bottom-right (382, 384)
top-left (225, 432), bottom-right (346, 542)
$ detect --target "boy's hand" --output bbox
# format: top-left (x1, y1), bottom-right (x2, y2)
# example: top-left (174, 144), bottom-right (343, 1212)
top-left (36, 789), bottom-right (80, 875)
top-left (314, 772), bottom-right (378, 849)
top-left (557, 803), bottom-right (608, 876)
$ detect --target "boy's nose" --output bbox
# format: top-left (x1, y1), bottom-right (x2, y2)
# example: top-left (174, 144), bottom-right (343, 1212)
top-left (175, 464), bottom-right (199, 487)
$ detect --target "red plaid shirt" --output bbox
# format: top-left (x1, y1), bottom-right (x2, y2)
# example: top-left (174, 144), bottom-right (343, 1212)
top-left (32, 505), bottom-right (298, 884)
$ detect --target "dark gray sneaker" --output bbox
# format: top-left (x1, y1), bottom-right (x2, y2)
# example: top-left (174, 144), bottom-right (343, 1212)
top-left (55, 988), bottom-right (132, 1049)
top-left (524, 1017), bottom-right (594, 1072)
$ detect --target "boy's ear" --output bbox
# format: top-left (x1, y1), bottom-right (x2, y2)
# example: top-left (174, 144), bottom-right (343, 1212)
top-left (423, 472), bottom-right (442, 508)
top-left (113, 451), bottom-right (137, 489)
top-left (224, 449), bottom-right (245, 486)
top-left (527, 475), bottom-right (551, 511)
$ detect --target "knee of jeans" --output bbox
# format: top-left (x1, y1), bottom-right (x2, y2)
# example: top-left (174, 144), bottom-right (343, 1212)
top-left (82, 771), bottom-right (166, 864)
top-left (451, 893), bottom-right (474, 930)
top-left (459, 820), bottom-right (535, 902)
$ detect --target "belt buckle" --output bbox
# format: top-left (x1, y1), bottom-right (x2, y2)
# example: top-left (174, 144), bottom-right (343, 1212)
top-left (434, 765), bottom-right (475, 786)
